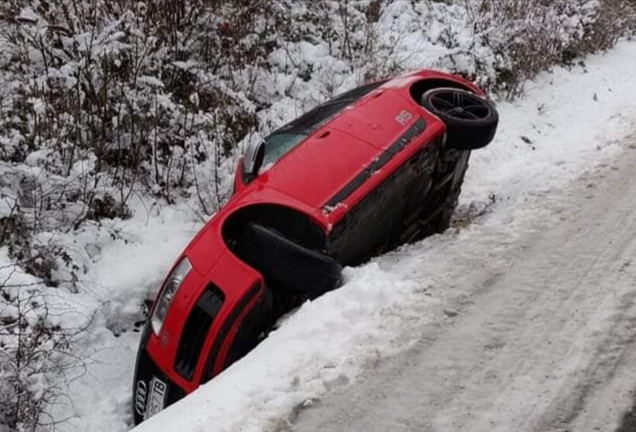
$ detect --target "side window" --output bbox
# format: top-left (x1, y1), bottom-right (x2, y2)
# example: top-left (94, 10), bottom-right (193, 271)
top-left (262, 133), bottom-right (306, 166)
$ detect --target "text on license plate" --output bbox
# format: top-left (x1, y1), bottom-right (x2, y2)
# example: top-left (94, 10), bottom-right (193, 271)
top-left (144, 377), bottom-right (167, 420)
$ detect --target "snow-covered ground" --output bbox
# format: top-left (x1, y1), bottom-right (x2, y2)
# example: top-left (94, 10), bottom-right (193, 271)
top-left (44, 39), bottom-right (636, 432)
top-left (294, 132), bottom-right (636, 432)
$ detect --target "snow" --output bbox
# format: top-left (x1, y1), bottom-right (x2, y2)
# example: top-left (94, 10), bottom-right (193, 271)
top-left (464, 45), bottom-right (636, 205)
top-left (136, 264), bottom-right (424, 432)
top-left (123, 41), bottom-right (636, 432)
top-left (292, 126), bottom-right (636, 432)
top-left (41, 203), bottom-right (200, 431)
top-left (17, 7), bottom-right (38, 23)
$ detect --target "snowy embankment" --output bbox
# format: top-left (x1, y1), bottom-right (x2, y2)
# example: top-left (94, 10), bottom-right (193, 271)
top-left (127, 42), bottom-right (636, 432)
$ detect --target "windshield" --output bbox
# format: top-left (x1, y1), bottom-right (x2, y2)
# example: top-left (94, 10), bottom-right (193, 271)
top-left (262, 80), bottom-right (387, 166)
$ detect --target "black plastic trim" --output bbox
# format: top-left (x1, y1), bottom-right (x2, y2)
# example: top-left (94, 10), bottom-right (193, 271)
top-left (201, 283), bottom-right (262, 382)
top-left (173, 286), bottom-right (224, 381)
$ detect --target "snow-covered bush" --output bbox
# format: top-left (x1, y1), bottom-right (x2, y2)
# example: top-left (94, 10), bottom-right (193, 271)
top-left (0, 276), bottom-right (75, 432)
top-left (1, 0), bottom-right (628, 214)
top-left (0, 0), bottom-right (391, 217)
top-left (462, 0), bottom-right (636, 97)
top-left (0, 1), bottom-right (264, 208)
top-left (375, 0), bottom-right (635, 98)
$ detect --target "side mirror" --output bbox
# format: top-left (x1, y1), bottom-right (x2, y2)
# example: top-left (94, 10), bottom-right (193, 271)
top-left (242, 140), bottom-right (265, 184)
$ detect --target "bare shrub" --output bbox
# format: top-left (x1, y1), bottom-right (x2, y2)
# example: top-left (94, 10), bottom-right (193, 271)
top-left (0, 279), bottom-right (76, 431)
top-left (0, 0), bottom-right (268, 211)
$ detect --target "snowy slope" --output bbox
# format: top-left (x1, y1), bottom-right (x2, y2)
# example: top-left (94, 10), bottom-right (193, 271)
top-left (126, 42), bottom-right (636, 432)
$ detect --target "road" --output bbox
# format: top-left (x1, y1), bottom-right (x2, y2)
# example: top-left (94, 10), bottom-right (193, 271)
top-left (292, 139), bottom-right (636, 432)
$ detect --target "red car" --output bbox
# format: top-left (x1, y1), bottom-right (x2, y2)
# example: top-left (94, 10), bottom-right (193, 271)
top-left (132, 70), bottom-right (498, 424)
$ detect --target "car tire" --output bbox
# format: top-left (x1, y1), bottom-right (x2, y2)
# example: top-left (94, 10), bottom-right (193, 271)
top-left (421, 88), bottom-right (498, 150)
top-left (231, 223), bottom-right (343, 299)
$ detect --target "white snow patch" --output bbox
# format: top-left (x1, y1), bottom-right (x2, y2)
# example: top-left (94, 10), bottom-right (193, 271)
top-left (46, 201), bottom-right (201, 432)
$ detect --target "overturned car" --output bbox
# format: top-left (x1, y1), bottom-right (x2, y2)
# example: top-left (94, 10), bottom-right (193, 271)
top-left (133, 69), bottom-right (498, 424)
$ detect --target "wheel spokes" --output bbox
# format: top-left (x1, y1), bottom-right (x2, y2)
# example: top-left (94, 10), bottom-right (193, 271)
top-left (453, 91), bottom-right (464, 109)
top-left (462, 110), bottom-right (480, 120)
top-left (431, 95), bottom-right (455, 111)
top-left (427, 90), bottom-right (490, 121)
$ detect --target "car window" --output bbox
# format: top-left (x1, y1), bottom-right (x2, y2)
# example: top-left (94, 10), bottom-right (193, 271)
top-left (262, 133), bottom-right (306, 166)
top-left (262, 80), bottom-right (387, 166)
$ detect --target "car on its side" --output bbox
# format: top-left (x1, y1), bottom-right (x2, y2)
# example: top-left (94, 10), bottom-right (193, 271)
top-left (132, 69), bottom-right (498, 424)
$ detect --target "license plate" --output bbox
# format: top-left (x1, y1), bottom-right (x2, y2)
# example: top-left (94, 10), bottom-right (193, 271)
top-left (144, 377), bottom-right (167, 420)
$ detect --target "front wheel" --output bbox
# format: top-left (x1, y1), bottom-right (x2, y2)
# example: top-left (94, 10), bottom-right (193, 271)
top-left (421, 88), bottom-right (498, 150)
top-left (230, 223), bottom-right (343, 299)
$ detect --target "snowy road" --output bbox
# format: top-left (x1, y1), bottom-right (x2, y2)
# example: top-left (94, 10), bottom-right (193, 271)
top-left (293, 139), bottom-right (636, 432)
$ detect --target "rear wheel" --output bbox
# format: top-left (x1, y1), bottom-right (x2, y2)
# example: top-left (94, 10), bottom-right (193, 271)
top-left (421, 88), bottom-right (498, 150)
